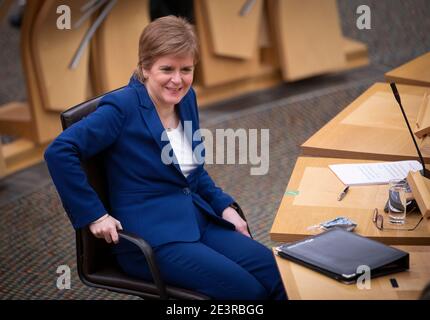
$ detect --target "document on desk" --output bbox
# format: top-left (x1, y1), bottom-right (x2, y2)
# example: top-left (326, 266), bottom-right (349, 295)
top-left (329, 160), bottom-right (423, 185)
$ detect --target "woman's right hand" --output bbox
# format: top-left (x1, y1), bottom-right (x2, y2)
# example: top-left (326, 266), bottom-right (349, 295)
top-left (89, 214), bottom-right (123, 244)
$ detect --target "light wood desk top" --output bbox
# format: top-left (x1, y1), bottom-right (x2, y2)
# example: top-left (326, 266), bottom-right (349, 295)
top-left (274, 245), bottom-right (430, 300)
top-left (301, 82), bottom-right (430, 162)
top-left (270, 157), bottom-right (430, 245)
top-left (385, 52), bottom-right (430, 87)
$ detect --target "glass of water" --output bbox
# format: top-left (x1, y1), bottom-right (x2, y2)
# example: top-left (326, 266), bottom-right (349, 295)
top-left (387, 179), bottom-right (408, 224)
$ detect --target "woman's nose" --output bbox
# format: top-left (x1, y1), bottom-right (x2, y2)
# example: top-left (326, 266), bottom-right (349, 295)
top-left (170, 72), bottom-right (181, 84)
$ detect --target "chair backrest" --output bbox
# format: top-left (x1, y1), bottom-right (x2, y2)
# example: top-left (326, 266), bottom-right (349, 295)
top-left (61, 87), bottom-right (125, 276)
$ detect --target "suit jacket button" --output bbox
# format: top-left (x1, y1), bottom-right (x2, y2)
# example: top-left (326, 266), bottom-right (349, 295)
top-left (183, 187), bottom-right (191, 195)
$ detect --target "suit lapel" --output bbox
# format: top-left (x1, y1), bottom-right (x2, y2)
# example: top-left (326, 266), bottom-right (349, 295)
top-left (142, 106), bottom-right (184, 175)
top-left (130, 76), bottom-right (199, 175)
top-left (130, 79), bottom-right (181, 175)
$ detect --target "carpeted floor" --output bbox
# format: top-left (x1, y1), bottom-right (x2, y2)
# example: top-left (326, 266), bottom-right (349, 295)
top-left (0, 179), bottom-right (141, 300)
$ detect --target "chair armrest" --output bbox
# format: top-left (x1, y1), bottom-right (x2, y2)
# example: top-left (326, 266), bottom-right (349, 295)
top-left (118, 230), bottom-right (168, 299)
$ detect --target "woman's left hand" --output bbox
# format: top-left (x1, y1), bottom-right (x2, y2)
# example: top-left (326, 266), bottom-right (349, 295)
top-left (222, 206), bottom-right (251, 238)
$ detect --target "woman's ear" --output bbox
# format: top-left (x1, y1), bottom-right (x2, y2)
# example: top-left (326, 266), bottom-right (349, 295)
top-left (141, 67), bottom-right (149, 80)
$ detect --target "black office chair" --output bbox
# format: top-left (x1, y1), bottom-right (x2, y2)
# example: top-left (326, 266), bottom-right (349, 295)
top-left (60, 88), bottom-right (250, 300)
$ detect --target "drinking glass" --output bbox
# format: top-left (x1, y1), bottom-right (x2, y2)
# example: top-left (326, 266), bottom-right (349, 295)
top-left (387, 179), bottom-right (408, 224)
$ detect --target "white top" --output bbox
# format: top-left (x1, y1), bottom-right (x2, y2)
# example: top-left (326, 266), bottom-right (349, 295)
top-left (166, 122), bottom-right (198, 177)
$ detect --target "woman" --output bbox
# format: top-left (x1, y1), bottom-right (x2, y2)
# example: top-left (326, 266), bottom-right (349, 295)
top-left (45, 16), bottom-right (286, 300)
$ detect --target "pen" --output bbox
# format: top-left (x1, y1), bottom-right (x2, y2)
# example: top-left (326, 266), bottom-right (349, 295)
top-left (337, 186), bottom-right (349, 201)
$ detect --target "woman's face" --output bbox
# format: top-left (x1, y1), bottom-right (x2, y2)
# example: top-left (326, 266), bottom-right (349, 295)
top-left (143, 54), bottom-right (194, 109)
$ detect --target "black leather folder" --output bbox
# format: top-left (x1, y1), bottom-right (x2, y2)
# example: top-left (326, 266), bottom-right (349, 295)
top-left (276, 228), bottom-right (409, 284)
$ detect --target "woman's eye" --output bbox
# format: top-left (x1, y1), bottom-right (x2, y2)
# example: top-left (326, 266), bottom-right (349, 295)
top-left (159, 66), bottom-right (193, 74)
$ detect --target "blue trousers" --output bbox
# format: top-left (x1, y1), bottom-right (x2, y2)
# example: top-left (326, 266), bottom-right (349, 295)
top-left (116, 207), bottom-right (287, 300)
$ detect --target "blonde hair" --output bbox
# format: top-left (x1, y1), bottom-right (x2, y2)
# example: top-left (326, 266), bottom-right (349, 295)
top-left (135, 15), bottom-right (199, 83)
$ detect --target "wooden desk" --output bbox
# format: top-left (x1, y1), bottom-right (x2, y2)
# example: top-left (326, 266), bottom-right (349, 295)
top-left (203, 0), bottom-right (262, 60)
top-left (385, 52), bottom-right (430, 87)
top-left (301, 82), bottom-right (430, 162)
top-left (194, 0), bottom-right (262, 87)
top-left (274, 245), bottom-right (430, 300)
top-left (270, 157), bottom-right (430, 245)
top-left (267, 0), bottom-right (346, 81)
top-left (32, 0), bottom-right (92, 112)
top-left (0, 142), bottom-right (6, 179)
top-left (92, 0), bottom-right (150, 94)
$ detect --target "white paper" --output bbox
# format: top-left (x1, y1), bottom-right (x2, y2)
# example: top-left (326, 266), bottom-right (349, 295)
top-left (329, 161), bottom-right (423, 186)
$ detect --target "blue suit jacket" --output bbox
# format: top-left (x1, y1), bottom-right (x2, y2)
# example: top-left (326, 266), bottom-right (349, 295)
top-left (44, 76), bottom-right (235, 251)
